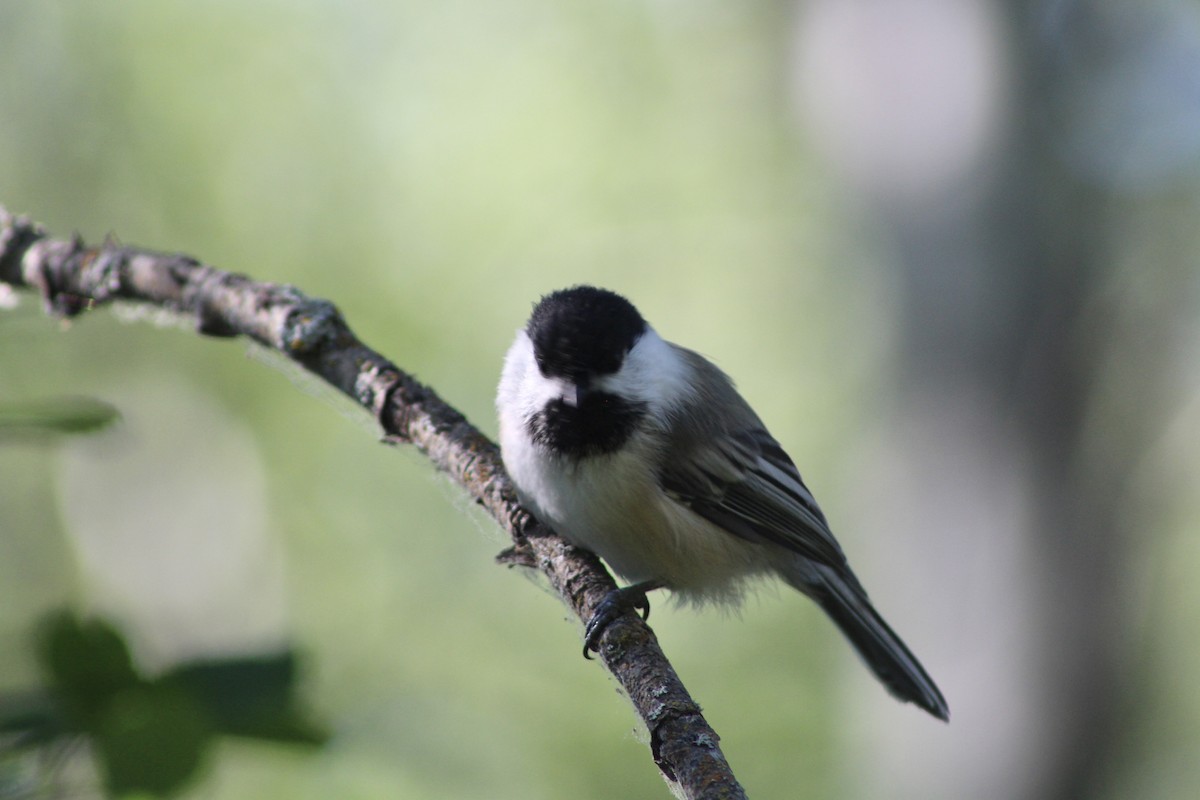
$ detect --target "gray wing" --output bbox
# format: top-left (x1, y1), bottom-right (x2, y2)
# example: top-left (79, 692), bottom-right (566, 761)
top-left (657, 348), bottom-right (848, 569)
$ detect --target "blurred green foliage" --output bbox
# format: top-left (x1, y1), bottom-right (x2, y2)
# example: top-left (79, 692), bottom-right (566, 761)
top-left (0, 397), bottom-right (120, 440)
top-left (1, 611), bottom-right (323, 797)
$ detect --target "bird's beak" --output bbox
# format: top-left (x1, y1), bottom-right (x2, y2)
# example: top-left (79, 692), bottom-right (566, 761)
top-left (562, 381), bottom-right (590, 408)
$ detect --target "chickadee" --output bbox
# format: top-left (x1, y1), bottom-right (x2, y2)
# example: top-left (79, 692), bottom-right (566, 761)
top-left (497, 286), bottom-right (948, 721)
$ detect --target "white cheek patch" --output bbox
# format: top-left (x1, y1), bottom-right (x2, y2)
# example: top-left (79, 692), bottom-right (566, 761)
top-left (593, 329), bottom-right (694, 410)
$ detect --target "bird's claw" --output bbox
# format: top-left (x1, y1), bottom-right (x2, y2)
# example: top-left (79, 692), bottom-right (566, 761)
top-left (582, 583), bottom-right (656, 659)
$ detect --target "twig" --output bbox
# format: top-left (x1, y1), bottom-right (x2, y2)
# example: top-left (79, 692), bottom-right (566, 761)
top-left (0, 207), bottom-right (747, 799)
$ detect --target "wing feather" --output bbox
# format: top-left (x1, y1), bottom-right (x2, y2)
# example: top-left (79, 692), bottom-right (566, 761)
top-left (657, 348), bottom-right (847, 568)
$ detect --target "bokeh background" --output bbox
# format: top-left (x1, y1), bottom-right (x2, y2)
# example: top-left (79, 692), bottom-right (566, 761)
top-left (3, 1), bottom-right (1200, 798)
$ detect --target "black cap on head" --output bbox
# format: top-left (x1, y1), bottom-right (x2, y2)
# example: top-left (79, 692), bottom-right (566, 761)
top-left (527, 286), bottom-right (647, 381)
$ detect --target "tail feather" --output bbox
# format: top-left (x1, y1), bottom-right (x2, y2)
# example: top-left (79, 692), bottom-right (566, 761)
top-left (790, 565), bottom-right (949, 721)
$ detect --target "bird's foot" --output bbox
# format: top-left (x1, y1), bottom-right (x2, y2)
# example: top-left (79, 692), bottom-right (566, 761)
top-left (582, 581), bottom-right (663, 658)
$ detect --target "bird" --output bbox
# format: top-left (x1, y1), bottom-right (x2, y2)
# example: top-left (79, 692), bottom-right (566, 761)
top-left (496, 285), bottom-right (948, 721)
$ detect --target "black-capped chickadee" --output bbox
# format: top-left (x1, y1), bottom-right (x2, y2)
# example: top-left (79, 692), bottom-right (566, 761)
top-left (497, 286), bottom-right (948, 721)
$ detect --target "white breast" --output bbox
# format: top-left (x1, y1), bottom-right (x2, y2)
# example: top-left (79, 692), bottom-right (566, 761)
top-left (516, 441), bottom-right (769, 605)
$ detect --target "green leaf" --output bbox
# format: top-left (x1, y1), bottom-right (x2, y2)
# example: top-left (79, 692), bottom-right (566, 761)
top-left (164, 652), bottom-right (326, 745)
top-left (25, 612), bottom-right (325, 798)
top-left (0, 690), bottom-right (65, 751)
top-left (94, 682), bottom-right (213, 797)
top-left (36, 612), bottom-right (139, 728)
top-left (0, 396), bottom-right (120, 437)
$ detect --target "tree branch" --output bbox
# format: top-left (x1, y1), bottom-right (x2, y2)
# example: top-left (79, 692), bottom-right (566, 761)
top-left (0, 207), bottom-right (746, 799)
